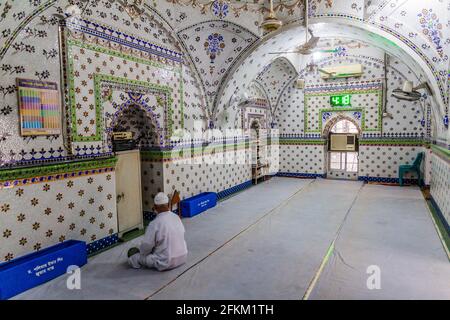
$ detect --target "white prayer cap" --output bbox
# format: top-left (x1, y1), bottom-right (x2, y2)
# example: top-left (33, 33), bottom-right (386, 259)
top-left (154, 192), bottom-right (169, 205)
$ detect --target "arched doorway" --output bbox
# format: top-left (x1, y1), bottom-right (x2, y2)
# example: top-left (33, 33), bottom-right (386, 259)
top-left (250, 119), bottom-right (269, 184)
top-left (109, 104), bottom-right (162, 238)
top-left (110, 106), bottom-right (159, 150)
top-left (326, 118), bottom-right (360, 181)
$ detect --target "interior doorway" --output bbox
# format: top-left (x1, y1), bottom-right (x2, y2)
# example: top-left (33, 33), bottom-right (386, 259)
top-left (250, 120), bottom-right (269, 184)
top-left (110, 105), bottom-right (161, 238)
top-left (326, 119), bottom-right (360, 180)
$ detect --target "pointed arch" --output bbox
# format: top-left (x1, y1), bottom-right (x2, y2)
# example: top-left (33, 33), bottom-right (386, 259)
top-left (106, 98), bottom-right (164, 151)
top-left (322, 115), bottom-right (362, 137)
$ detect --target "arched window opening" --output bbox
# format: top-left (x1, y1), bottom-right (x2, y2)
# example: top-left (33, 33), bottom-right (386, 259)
top-left (330, 119), bottom-right (359, 134)
top-left (328, 119), bottom-right (359, 176)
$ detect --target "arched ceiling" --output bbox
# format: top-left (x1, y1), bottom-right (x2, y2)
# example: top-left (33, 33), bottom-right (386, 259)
top-left (176, 20), bottom-right (259, 115)
top-left (254, 56), bottom-right (298, 111)
top-left (0, 0), bottom-right (447, 140)
top-left (218, 19), bottom-right (448, 136)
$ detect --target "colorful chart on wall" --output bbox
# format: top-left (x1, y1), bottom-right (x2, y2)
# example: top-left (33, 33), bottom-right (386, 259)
top-left (16, 78), bottom-right (61, 136)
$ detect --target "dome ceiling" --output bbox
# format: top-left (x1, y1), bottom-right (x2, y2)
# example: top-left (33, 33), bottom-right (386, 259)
top-left (217, 20), bottom-right (446, 134)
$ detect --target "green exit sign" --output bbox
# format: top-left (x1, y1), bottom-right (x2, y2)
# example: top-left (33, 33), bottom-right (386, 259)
top-left (330, 94), bottom-right (351, 107)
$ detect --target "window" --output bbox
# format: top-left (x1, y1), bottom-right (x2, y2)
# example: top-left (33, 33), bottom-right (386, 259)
top-left (346, 152), bottom-right (358, 172)
top-left (330, 152), bottom-right (345, 170)
top-left (329, 152), bottom-right (358, 172)
top-left (328, 119), bottom-right (359, 174)
top-left (331, 119), bottom-right (359, 134)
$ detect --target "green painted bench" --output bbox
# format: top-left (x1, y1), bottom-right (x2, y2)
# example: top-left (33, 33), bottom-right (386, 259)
top-left (399, 152), bottom-right (423, 186)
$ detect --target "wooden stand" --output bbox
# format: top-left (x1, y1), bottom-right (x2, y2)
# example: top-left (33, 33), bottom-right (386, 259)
top-left (251, 136), bottom-right (269, 185)
top-left (252, 163), bottom-right (270, 185)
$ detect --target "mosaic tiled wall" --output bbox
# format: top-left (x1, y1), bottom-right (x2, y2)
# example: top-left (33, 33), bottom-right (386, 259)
top-left (430, 147), bottom-right (450, 227)
top-left (67, 35), bottom-right (182, 154)
top-left (304, 81), bottom-right (383, 134)
top-left (0, 0), bottom-right (449, 260)
top-left (163, 149), bottom-right (252, 200)
top-left (0, 1), bottom-right (186, 167)
top-left (137, 138), bottom-right (256, 207)
top-left (267, 40), bottom-right (430, 181)
top-left (0, 158), bottom-right (117, 262)
top-left (141, 158), bottom-right (164, 212)
top-left (358, 144), bottom-right (425, 181)
top-left (215, 1), bottom-right (448, 140)
top-left (279, 143), bottom-right (326, 177)
top-left (177, 20), bottom-right (259, 111)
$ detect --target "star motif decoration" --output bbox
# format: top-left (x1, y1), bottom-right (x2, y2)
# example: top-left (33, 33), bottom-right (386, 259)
top-left (3, 229), bottom-right (12, 238)
top-left (1, 203), bottom-right (10, 213)
top-left (19, 238), bottom-right (27, 246)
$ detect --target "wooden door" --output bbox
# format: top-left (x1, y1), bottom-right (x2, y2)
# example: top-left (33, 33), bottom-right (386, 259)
top-left (115, 150), bottom-right (143, 236)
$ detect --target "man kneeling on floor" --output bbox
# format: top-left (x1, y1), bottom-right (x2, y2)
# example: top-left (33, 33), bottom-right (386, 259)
top-left (128, 192), bottom-right (188, 271)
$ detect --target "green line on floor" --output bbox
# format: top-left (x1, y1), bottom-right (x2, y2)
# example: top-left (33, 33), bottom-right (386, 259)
top-left (303, 240), bottom-right (335, 300)
top-left (424, 198), bottom-right (450, 262)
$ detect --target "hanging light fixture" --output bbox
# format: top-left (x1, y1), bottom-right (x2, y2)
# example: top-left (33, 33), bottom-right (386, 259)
top-left (261, 0), bottom-right (283, 33)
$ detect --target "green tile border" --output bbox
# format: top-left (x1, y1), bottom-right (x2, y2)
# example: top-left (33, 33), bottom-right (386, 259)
top-left (67, 39), bottom-right (181, 72)
top-left (359, 139), bottom-right (424, 146)
top-left (94, 74), bottom-right (174, 142)
top-left (423, 193), bottom-right (450, 262)
top-left (279, 139), bottom-right (326, 145)
top-left (304, 88), bottom-right (383, 133)
top-left (140, 142), bottom-right (249, 161)
top-left (0, 157), bottom-right (118, 182)
top-left (431, 144), bottom-right (450, 160)
top-left (67, 39), bottom-right (181, 143)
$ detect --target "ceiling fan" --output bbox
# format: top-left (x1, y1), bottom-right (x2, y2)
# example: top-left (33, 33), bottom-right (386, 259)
top-left (392, 80), bottom-right (431, 101)
top-left (269, 0), bottom-right (321, 55)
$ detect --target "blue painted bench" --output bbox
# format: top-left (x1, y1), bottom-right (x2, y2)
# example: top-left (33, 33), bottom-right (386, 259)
top-left (0, 240), bottom-right (87, 300)
top-left (181, 192), bottom-right (217, 218)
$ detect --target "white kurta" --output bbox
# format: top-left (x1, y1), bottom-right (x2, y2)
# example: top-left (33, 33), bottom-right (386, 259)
top-left (137, 211), bottom-right (188, 271)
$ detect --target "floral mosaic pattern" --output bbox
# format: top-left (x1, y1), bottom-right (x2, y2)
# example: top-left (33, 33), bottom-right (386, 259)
top-left (0, 168), bottom-right (117, 263)
top-left (0, 0), bottom-right (449, 260)
top-left (162, 148), bottom-right (252, 201)
top-left (67, 38), bottom-right (180, 154)
top-left (255, 57), bottom-right (298, 114)
top-left (0, 0), bottom-right (187, 166)
top-left (271, 39), bottom-right (430, 187)
top-left (177, 20), bottom-right (258, 112)
top-left (359, 146), bottom-right (424, 179)
top-left (430, 149), bottom-right (450, 223)
top-left (304, 84), bottom-right (383, 133)
top-left (417, 8), bottom-right (443, 57)
top-left (212, 0), bottom-right (229, 18)
top-left (279, 145), bottom-right (325, 175)
top-left (205, 33), bottom-right (226, 64)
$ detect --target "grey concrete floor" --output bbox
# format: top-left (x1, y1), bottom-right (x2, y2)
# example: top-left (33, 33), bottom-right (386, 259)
top-left (14, 178), bottom-right (450, 300)
top-left (308, 184), bottom-right (450, 300)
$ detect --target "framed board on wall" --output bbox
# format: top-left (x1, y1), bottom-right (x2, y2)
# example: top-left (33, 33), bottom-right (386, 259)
top-left (16, 78), bottom-right (61, 136)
